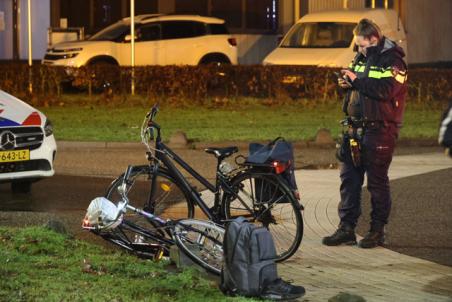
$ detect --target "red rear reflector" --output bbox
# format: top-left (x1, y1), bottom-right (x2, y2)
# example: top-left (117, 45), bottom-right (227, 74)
top-left (272, 161), bottom-right (287, 174)
top-left (228, 38), bottom-right (237, 46)
top-left (22, 111), bottom-right (41, 126)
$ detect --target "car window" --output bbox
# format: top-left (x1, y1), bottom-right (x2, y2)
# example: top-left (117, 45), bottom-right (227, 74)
top-left (138, 23), bottom-right (161, 41)
top-left (281, 22), bottom-right (356, 48)
top-left (161, 21), bottom-right (206, 40)
top-left (208, 23), bottom-right (229, 35)
top-left (89, 22), bottom-right (130, 41)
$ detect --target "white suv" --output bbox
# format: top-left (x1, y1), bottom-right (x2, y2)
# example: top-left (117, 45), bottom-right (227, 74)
top-left (0, 90), bottom-right (57, 193)
top-left (43, 14), bottom-right (238, 67)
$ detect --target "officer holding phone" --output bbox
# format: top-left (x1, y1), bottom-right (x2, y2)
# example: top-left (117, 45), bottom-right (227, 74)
top-left (322, 19), bottom-right (408, 248)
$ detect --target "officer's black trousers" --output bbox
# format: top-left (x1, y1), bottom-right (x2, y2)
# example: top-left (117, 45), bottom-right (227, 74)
top-left (338, 126), bottom-right (397, 231)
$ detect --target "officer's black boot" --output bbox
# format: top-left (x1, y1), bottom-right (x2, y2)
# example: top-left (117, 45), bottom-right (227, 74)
top-left (358, 227), bottom-right (385, 248)
top-left (322, 223), bottom-right (357, 246)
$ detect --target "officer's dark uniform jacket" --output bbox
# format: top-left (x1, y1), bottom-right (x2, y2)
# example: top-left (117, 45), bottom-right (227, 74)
top-left (343, 37), bottom-right (408, 128)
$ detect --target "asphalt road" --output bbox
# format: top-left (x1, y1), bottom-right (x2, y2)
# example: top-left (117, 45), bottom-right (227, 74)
top-left (0, 175), bottom-right (113, 212)
top-left (357, 167), bottom-right (452, 267)
top-left (0, 175), bottom-right (116, 246)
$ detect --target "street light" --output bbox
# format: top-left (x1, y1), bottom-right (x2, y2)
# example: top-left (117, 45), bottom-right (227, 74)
top-left (130, 0), bottom-right (135, 95)
top-left (27, 0), bottom-right (32, 94)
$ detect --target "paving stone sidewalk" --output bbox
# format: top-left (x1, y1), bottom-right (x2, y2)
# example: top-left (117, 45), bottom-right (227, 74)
top-left (280, 153), bottom-right (452, 301)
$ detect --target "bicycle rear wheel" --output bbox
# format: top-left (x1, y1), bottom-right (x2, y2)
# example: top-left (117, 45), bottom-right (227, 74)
top-left (223, 172), bottom-right (303, 262)
top-left (173, 219), bottom-right (225, 275)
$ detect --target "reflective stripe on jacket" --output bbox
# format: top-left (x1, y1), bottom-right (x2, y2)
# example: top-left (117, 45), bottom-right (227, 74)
top-left (343, 37), bottom-right (408, 126)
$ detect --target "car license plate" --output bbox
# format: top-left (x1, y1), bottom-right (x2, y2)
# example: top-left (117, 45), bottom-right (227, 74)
top-left (0, 150), bottom-right (30, 163)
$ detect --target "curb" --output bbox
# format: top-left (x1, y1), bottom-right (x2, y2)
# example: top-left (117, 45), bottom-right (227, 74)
top-left (56, 138), bottom-right (439, 150)
top-left (57, 141), bottom-right (144, 150)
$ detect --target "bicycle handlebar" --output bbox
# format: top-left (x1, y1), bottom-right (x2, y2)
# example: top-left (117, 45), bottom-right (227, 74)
top-left (147, 103), bottom-right (159, 122)
top-left (141, 104), bottom-right (162, 150)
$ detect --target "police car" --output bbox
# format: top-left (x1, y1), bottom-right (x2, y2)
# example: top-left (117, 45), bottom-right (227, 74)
top-left (0, 90), bottom-right (57, 193)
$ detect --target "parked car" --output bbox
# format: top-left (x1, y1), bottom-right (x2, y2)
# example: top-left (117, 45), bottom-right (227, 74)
top-left (0, 90), bottom-right (57, 193)
top-left (263, 9), bottom-right (407, 67)
top-left (42, 14), bottom-right (238, 67)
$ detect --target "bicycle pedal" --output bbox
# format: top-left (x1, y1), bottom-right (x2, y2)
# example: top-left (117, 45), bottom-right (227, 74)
top-left (153, 247), bottom-right (165, 262)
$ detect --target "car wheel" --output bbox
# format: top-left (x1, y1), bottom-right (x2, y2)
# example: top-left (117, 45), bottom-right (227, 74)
top-left (11, 180), bottom-right (32, 194)
top-left (202, 61), bottom-right (229, 66)
top-left (199, 54), bottom-right (231, 66)
top-left (87, 59), bottom-right (119, 93)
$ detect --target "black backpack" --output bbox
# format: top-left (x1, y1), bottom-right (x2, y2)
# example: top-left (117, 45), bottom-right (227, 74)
top-left (220, 217), bottom-right (278, 297)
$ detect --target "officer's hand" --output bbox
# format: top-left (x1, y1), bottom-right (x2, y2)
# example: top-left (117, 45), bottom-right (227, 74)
top-left (338, 78), bottom-right (352, 89)
top-left (341, 69), bottom-right (357, 82)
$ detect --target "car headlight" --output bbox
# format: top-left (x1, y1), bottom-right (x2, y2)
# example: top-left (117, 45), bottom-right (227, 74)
top-left (44, 119), bottom-right (54, 137)
top-left (62, 47), bottom-right (83, 52)
top-left (62, 53), bottom-right (79, 59)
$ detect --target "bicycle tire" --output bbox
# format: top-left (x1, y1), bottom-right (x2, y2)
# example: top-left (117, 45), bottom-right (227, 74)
top-left (222, 172), bottom-right (303, 262)
top-left (101, 165), bottom-right (195, 257)
top-left (173, 219), bottom-right (225, 276)
top-left (105, 165), bottom-right (194, 220)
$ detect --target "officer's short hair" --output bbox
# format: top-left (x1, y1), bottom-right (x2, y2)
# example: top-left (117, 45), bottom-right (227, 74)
top-left (353, 18), bottom-right (382, 40)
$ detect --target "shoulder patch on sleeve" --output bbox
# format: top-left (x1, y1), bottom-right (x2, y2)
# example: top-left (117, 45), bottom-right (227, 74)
top-left (393, 66), bottom-right (407, 83)
top-left (391, 66), bottom-right (400, 76)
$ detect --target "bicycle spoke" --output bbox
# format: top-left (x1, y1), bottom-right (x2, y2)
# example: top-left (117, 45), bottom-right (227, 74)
top-left (229, 188), bottom-right (256, 217)
top-left (174, 220), bottom-right (224, 275)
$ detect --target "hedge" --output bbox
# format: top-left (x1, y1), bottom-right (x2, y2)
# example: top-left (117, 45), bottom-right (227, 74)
top-left (0, 62), bottom-right (451, 104)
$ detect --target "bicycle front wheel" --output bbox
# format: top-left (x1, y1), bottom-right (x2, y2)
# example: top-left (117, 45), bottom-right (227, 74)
top-left (99, 165), bottom-right (193, 258)
top-left (173, 219), bottom-right (225, 276)
top-left (105, 165), bottom-right (194, 220)
top-left (223, 172), bottom-right (303, 262)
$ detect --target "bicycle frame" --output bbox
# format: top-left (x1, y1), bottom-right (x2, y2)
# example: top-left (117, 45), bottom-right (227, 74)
top-left (141, 105), bottom-right (300, 224)
top-left (149, 138), bottom-right (295, 223)
top-left (151, 139), bottom-right (224, 222)
top-left (100, 219), bottom-right (173, 258)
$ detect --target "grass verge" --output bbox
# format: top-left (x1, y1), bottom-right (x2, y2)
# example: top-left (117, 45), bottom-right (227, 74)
top-left (0, 226), bottom-right (253, 302)
top-left (38, 95), bottom-right (444, 142)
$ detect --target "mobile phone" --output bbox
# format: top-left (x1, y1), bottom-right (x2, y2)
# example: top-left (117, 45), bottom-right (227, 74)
top-left (334, 71), bottom-right (352, 86)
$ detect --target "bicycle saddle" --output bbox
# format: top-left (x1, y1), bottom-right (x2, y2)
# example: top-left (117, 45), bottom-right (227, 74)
top-left (204, 146), bottom-right (238, 159)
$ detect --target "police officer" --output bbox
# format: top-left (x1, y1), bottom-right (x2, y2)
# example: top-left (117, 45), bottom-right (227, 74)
top-left (439, 100), bottom-right (452, 157)
top-left (322, 19), bottom-right (408, 248)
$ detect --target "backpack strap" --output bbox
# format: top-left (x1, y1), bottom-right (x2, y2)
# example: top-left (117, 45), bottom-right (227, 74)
top-left (229, 221), bottom-right (248, 263)
top-left (269, 137), bottom-right (285, 146)
top-left (220, 268), bottom-right (239, 296)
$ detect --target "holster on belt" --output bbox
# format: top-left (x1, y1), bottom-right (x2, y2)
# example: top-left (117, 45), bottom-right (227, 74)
top-left (336, 118), bottom-right (363, 167)
top-left (349, 137), bottom-right (361, 167)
